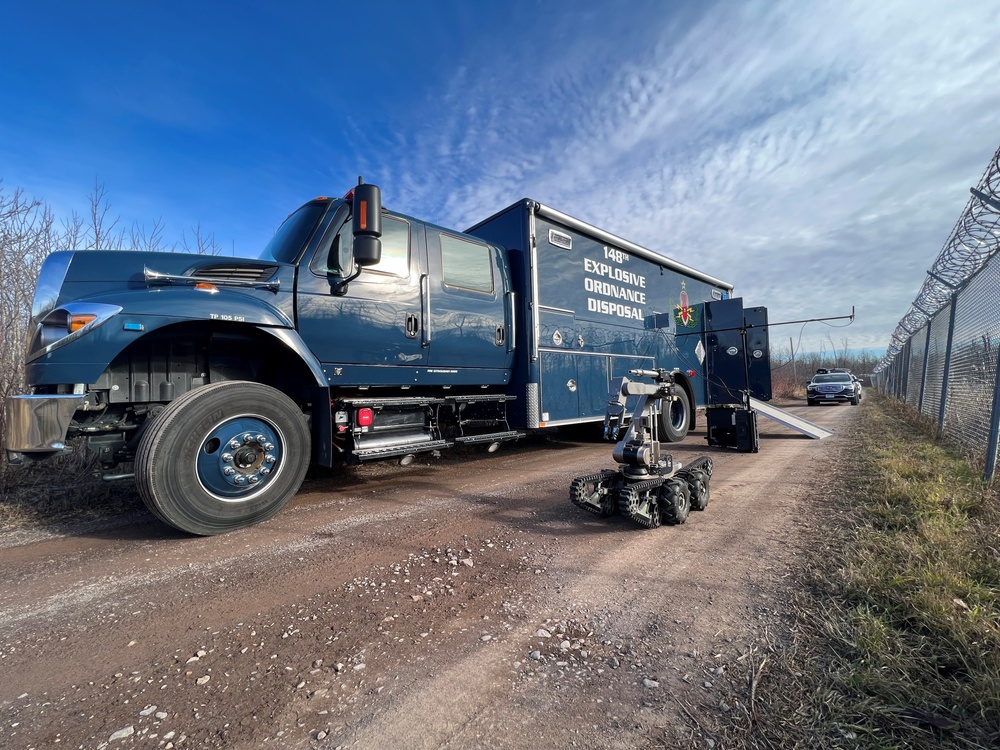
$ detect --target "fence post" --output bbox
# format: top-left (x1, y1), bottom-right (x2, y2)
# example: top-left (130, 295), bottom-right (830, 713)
top-left (985, 341), bottom-right (1000, 482)
top-left (918, 326), bottom-right (931, 413)
top-left (938, 292), bottom-right (959, 434)
top-left (901, 339), bottom-right (912, 400)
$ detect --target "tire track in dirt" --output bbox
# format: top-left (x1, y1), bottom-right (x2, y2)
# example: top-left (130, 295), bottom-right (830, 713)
top-left (0, 402), bottom-right (855, 749)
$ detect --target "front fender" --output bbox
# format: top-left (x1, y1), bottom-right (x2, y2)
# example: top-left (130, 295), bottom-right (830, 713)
top-left (24, 287), bottom-right (299, 385)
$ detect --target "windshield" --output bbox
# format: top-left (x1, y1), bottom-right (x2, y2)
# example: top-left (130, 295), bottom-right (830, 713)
top-left (258, 201), bottom-right (330, 263)
top-left (813, 374), bottom-right (852, 383)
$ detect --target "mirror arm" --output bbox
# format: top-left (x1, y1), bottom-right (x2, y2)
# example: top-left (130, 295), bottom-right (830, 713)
top-left (330, 266), bottom-right (363, 296)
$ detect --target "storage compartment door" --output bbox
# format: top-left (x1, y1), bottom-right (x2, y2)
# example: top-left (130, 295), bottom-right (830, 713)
top-left (539, 351), bottom-right (579, 423)
top-left (743, 306), bottom-right (772, 401)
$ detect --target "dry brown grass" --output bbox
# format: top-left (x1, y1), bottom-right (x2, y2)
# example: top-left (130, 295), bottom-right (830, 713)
top-left (718, 393), bottom-right (1000, 749)
top-left (0, 443), bottom-right (142, 530)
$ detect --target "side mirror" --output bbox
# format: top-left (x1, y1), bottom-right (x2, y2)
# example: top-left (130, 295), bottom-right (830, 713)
top-left (352, 183), bottom-right (382, 267)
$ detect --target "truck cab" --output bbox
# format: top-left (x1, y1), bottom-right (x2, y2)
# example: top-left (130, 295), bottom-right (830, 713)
top-left (281, 195), bottom-right (514, 388)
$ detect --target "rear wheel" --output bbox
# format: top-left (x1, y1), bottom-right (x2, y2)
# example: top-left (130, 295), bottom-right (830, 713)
top-left (659, 387), bottom-right (691, 443)
top-left (136, 381), bottom-right (310, 535)
top-left (681, 469), bottom-right (710, 511)
top-left (659, 478), bottom-right (691, 525)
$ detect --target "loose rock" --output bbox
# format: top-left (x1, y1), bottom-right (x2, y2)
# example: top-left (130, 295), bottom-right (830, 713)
top-left (110, 726), bottom-right (135, 741)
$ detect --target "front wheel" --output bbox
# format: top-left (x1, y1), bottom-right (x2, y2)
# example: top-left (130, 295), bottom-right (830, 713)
top-left (659, 387), bottom-right (691, 443)
top-left (136, 381), bottom-right (311, 535)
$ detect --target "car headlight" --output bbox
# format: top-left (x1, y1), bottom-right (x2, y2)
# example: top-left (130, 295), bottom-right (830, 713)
top-left (27, 302), bottom-right (123, 361)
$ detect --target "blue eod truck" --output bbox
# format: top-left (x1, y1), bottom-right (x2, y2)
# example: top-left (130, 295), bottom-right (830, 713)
top-left (6, 183), bottom-right (744, 535)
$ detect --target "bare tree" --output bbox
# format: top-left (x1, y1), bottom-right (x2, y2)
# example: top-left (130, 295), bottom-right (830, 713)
top-left (179, 223), bottom-right (224, 255)
top-left (87, 180), bottom-right (124, 251)
top-left (0, 180), bottom-right (226, 455)
top-left (0, 184), bottom-right (57, 448)
top-left (129, 217), bottom-right (167, 253)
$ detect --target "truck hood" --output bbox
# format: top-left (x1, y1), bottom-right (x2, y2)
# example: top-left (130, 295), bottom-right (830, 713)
top-left (33, 250), bottom-right (294, 321)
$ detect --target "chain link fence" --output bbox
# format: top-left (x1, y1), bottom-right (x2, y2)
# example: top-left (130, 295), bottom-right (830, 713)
top-left (872, 144), bottom-right (1000, 481)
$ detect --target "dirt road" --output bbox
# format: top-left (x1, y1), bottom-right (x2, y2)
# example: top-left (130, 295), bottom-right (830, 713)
top-left (0, 401), bottom-right (855, 749)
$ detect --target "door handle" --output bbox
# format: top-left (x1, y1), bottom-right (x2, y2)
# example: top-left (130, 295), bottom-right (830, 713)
top-left (405, 313), bottom-right (419, 339)
top-left (495, 325), bottom-right (505, 347)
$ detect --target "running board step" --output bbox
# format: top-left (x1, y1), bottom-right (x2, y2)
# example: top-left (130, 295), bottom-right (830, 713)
top-left (454, 430), bottom-right (524, 445)
top-left (352, 439), bottom-right (451, 461)
top-left (748, 398), bottom-right (833, 440)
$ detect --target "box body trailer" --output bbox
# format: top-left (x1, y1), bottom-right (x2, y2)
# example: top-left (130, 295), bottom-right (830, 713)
top-left (5, 183), bottom-right (764, 535)
top-left (466, 200), bottom-right (733, 433)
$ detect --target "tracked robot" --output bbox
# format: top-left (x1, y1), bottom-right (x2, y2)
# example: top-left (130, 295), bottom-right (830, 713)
top-left (570, 369), bottom-right (713, 528)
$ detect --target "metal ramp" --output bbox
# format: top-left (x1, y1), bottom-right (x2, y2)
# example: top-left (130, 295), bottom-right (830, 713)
top-left (749, 398), bottom-right (834, 440)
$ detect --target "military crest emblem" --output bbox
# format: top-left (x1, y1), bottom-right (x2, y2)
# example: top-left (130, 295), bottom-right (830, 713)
top-left (674, 281), bottom-right (698, 328)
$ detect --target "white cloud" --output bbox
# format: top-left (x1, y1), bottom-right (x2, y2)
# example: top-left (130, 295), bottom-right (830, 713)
top-left (362, 0), bottom-right (1000, 355)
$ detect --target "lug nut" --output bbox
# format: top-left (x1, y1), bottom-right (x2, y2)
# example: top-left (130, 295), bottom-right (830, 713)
top-left (255, 434), bottom-right (266, 443)
top-left (222, 453), bottom-right (233, 463)
top-left (263, 442), bottom-right (275, 451)
top-left (260, 466), bottom-right (271, 476)
top-left (264, 454), bottom-right (276, 464)
top-left (248, 475), bottom-right (260, 484)
top-left (242, 433), bottom-right (254, 444)
top-left (224, 467), bottom-right (236, 476)
top-left (229, 439), bottom-right (241, 450)
top-left (234, 475), bottom-right (247, 485)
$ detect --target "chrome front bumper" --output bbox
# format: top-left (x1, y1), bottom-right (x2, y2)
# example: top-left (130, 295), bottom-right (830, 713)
top-left (4, 394), bottom-right (83, 461)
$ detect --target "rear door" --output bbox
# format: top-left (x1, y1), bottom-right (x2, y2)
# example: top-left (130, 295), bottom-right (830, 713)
top-left (424, 228), bottom-right (512, 378)
top-left (743, 306), bottom-right (772, 400)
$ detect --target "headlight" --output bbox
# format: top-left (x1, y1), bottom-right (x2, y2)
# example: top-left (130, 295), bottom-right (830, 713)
top-left (27, 302), bottom-right (123, 361)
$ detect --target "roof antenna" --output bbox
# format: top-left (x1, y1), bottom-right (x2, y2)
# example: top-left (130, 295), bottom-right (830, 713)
top-left (358, 175), bottom-right (364, 185)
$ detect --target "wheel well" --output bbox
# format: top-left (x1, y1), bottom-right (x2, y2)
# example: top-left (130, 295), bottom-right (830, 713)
top-left (96, 322), bottom-right (319, 405)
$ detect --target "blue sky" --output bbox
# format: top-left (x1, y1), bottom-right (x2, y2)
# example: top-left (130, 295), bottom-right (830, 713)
top-left (3, 0), bottom-right (999, 356)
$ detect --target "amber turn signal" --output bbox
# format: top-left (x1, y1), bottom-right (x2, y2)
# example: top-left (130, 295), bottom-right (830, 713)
top-left (68, 314), bottom-right (97, 332)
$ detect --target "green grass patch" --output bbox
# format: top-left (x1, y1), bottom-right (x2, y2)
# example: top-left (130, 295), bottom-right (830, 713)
top-left (743, 394), bottom-right (1000, 749)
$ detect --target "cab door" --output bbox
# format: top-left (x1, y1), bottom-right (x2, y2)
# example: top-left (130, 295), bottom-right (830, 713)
top-left (296, 211), bottom-right (427, 381)
top-left (423, 229), bottom-right (512, 382)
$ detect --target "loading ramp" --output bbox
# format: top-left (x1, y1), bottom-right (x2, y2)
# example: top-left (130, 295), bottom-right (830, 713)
top-left (748, 398), bottom-right (834, 440)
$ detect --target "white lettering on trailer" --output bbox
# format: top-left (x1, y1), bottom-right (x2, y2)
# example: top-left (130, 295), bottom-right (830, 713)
top-left (582, 253), bottom-right (647, 321)
top-left (583, 258), bottom-right (646, 288)
top-left (586, 298), bottom-right (643, 319)
top-left (603, 246), bottom-right (630, 264)
top-left (583, 277), bottom-right (646, 304)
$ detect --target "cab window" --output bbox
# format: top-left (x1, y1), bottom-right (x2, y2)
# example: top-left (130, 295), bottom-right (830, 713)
top-left (312, 214), bottom-right (410, 278)
top-left (440, 233), bottom-right (494, 294)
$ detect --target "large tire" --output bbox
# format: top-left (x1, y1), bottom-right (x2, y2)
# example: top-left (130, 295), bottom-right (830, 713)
top-left (659, 387), bottom-right (691, 443)
top-left (135, 381), bottom-right (310, 535)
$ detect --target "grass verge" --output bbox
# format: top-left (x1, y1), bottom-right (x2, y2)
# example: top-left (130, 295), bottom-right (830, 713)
top-left (739, 393), bottom-right (1000, 748)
